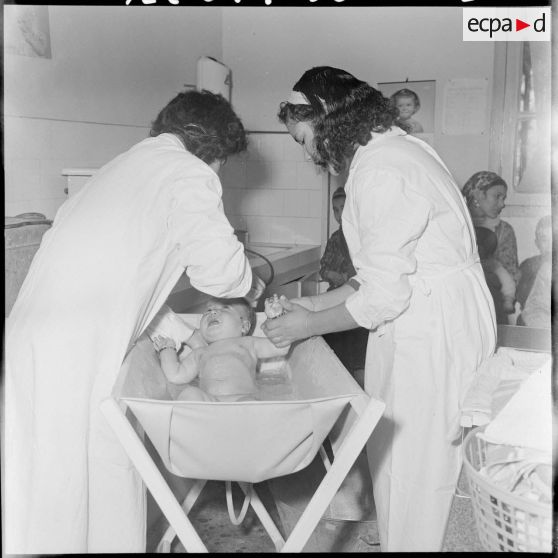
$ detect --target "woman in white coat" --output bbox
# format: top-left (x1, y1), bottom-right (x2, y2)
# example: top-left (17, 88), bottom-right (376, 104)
top-left (262, 67), bottom-right (497, 552)
top-left (5, 90), bottom-right (263, 553)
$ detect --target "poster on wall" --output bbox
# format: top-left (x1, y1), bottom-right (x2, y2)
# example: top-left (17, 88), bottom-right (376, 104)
top-left (4, 5), bottom-right (52, 59)
top-left (377, 80), bottom-right (436, 146)
top-left (442, 78), bottom-right (488, 136)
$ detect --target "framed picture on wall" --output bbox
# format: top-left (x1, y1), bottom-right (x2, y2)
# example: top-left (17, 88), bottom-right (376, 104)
top-left (377, 80), bottom-right (436, 138)
top-left (4, 5), bottom-right (52, 59)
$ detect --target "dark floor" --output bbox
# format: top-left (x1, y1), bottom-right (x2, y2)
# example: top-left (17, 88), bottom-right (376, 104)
top-left (146, 467), bottom-right (485, 553)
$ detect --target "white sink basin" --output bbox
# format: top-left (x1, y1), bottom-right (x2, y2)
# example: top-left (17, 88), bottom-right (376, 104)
top-left (246, 245), bottom-right (293, 258)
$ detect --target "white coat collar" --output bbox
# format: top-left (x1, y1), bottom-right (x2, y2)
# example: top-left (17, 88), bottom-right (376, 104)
top-left (350, 126), bottom-right (407, 170)
top-left (161, 132), bottom-right (187, 150)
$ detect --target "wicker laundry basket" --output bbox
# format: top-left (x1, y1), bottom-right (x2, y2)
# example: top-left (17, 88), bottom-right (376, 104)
top-left (463, 426), bottom-right (553, 552)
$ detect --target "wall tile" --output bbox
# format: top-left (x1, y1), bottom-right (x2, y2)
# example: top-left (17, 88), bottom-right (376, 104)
top-left (296, 161), bottom-right (324, 189)
top-left (267, 218), bottom-right (296, 244)
top-left (220, 159), bottom-right (247, 189)
top-left (282, 135), bottom-right (307, 161)
top-left (283, 190), bottom-right (309, 218)
top-left (246, 160), bottom-right (272, 189)
top-left (257, 190), bottom-right (285, 216)
top-left (245, 136), bottom-right (263, 161)
top-left (239, 189), bottom-right (262, 215)
top-left (292, 218), bottom-right (322, 244)
top-left (253, 133), bottom-right (284, 162)
top-left (245, 216), bottom-right (271, 243)
top-left (307, 190), bottom-right (324, 218)
top-left (221, 189), bottom-right (241, 215)
top-left (270, 162), bottom-right (298, 189)
top-left (48, 120), bottom-right (148, 163)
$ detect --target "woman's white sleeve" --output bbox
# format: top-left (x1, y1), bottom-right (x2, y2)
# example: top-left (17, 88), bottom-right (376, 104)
top-left (344, 167), bottom-right (431, 330)
top-left (168, 173), bottom-right (252, 298)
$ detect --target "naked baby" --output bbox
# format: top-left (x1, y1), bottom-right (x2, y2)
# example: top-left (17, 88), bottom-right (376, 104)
top-left (152, 297), bottom-right (290, 401)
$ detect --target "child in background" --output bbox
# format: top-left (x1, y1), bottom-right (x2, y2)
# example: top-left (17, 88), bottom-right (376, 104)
top-left (151, 297), bottom-right (289, 402)
top-left (475, 226), bottom-right (517, 322)
top-left (319, 187), bottom-right (368, 387)
top-left (516, 215), bottom-right (552, 311)
top-left (517, 258), bottom-right (552, 328)
top-left (390, 88), bottom-right (424, 134)
top-left (320, 187), bottom-right (356, 290)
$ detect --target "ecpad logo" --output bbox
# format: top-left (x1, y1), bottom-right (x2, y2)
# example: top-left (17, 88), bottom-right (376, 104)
top-left (463, 8), bottom-right (550, 41)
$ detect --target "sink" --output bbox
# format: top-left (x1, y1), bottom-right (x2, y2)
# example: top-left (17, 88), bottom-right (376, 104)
top-left (245, 245), bottom-right (293, 258)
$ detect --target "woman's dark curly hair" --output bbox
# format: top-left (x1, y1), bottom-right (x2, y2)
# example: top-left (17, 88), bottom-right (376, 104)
top-left (150, 89), bottom-right (247, 165)
top-left (278, 67), bottom-right (400, 174)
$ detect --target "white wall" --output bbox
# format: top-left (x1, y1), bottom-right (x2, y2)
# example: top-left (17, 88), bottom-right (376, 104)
top-left (221, 7), bottom-right (550, 261)
top-left (220, 132), bottom-right (328, 246)
top-left (222, 7), bottom-right (494, 188)
top-left (4, 6), bottom-right (549, 261)
top-left (4, 5), bottom-right (223, 218)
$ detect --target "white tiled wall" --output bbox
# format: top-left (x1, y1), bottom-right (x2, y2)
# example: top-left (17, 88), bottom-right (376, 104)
top-left (220, 132), bottom-right (328, 246)
top-left (4, 115), bottom-right (149, 219)
top-left (5, 123), bottom-right (328, 248)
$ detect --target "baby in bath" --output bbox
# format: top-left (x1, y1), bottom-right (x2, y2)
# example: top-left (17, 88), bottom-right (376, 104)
top-left (152, 297), bottom-right (290, 401)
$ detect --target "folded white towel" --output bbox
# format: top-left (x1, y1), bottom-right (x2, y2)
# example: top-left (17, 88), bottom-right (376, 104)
top-left (145, 304), bottom-right (195, 351)
top-left (461, 352), bottom-right (514, 426)
top-left (480, 359), bottom-right (552, 454)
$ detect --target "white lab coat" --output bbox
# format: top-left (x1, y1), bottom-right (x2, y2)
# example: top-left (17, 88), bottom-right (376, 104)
top-left (4, 133), bottom-right (253, 554)
top-left (342, 128), bottom-right (496, 551)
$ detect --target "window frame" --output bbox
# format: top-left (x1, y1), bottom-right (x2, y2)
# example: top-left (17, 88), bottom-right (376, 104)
top-left (488, 42), bottom-right (551, 209)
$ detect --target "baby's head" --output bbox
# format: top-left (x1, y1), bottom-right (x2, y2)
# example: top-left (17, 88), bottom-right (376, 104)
top-left (332, 187), bottom-right (346, 225)
top-left (199, 297), bottom-right (256, 344)
top-left (391, 89), bottom-right (421, 122)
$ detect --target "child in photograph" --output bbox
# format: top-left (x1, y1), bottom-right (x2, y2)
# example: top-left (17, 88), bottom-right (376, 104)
top-left (391, 88), bottom-right (424, 134)
top-left (151, 297), bottom-right (289, 402)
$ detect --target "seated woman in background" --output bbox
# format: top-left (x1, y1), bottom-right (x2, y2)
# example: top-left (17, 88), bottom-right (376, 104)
top-left (462, 171), bottom-right (520, 323)
top-left (516, 215), bottom-right (552, 311)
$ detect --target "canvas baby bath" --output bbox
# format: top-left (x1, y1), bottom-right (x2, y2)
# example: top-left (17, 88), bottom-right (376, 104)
top-left (101, 313), bottom-right (385, 552)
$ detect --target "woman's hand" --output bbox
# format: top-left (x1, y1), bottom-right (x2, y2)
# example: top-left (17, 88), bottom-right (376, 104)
top-left (261, 302), bottom-right (312, 348)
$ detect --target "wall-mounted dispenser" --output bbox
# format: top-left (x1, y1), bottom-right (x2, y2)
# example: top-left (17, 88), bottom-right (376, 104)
top-left (196, 56), bottom-right (232, 102)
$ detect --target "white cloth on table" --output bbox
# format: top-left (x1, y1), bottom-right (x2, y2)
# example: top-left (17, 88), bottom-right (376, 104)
top-left (461, 347), bottom-right (551, 427)
top-left (480, 359), bottom-right (552, 454)
top-left (477, 359), bottom-right (553, 507)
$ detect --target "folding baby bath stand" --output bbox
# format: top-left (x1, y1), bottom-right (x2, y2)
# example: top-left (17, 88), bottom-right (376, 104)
top-left (101, 313), bottom-right (385, 552)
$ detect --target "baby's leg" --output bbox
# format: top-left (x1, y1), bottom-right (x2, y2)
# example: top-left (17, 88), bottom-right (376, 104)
top-left (176, 385), bottom-right (217, 402)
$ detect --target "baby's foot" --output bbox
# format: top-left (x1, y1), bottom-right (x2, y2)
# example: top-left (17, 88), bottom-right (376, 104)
top-left (264, 293), bottom-right (287, 319)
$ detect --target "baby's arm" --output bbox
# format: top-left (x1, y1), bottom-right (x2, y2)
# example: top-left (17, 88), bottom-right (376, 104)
top-left (159, 347), bottom-right (200, 385)
top-left (252, 336), bottom-right (291, 359)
